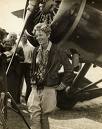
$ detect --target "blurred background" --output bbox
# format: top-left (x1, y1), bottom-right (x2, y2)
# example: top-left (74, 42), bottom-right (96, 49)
top-left (0, 0), bottom-right (25, 33)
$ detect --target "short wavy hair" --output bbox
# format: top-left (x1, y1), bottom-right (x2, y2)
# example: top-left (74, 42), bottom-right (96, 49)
top-left (33, 22), bottom-right (51, 36)
top-left (7, 32), bottom-right (17, 41)
top-left (0, 27), bottom-right (8, 42)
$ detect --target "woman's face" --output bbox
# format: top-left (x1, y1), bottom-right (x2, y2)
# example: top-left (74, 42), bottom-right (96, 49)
top-left (35, 30), bottom-right (48, 45)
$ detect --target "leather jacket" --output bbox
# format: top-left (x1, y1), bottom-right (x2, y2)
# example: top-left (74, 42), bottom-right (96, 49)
top-left (31, 44), bottom-right (74, 88)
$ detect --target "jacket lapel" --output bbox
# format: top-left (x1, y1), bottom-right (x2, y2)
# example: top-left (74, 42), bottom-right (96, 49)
top-left (31, 47), bottom-right (38, 74)
top-left (46, 44), bottom-right (57, 72)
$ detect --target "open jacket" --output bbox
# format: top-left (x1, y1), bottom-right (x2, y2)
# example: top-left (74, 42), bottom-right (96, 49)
top-left (31, 44), bottom-right (74, 87)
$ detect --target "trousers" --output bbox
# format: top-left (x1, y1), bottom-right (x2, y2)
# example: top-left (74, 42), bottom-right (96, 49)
top-left (27, 86), bottom-right (57, 129)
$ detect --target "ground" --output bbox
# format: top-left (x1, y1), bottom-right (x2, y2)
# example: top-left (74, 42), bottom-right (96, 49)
top-left (1, 96), bottom-right (102, 129)
top-left (1, 66), bottom-right (102, 129)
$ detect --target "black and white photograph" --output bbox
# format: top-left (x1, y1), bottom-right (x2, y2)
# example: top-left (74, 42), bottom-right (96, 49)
top-left (0, 0), bottom-right (102, 129)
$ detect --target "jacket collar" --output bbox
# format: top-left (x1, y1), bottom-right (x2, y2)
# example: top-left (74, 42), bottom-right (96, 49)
top-left (38, 41), bottom-right (52, 52)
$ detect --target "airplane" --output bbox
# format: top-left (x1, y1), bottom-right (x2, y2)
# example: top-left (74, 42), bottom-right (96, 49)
top-left (10, 0), bottom-right (102, 110)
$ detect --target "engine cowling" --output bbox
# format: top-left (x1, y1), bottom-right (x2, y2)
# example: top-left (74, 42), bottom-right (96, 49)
top-left (51, 0), bottom-right (102, 67)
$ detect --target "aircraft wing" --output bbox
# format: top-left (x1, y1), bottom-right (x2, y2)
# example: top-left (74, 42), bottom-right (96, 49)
top-left (11, 9), bottom-right (24, 19)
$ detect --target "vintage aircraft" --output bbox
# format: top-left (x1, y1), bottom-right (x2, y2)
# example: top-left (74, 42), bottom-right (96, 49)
top-left (11, 0), bottom-right (102, 110)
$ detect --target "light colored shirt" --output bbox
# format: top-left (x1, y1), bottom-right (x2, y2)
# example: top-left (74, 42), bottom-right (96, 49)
top-left (22, 42), bottom-right (34, 64)
top-left (36, 41), bottom-right (52, 80)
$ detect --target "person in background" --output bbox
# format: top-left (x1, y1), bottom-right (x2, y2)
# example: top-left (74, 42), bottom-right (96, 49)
top-left (27, 22), bottom-right (74, 129)
top-left (4, 32), bottom-right (24, 107)
top-left (0, 28), bottom-right (8, 93)
top-left (20, 32), bottom-right (34, 103)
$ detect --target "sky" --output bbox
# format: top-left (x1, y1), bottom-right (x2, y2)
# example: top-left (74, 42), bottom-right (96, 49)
top-left (0, 0), bottom-right (26, 33)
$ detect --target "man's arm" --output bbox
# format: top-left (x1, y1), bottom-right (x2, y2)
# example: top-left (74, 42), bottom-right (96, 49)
top-left (23, 0), bottom-right (29, 19)
top-left (24, 0), bottom-right (40, 22)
